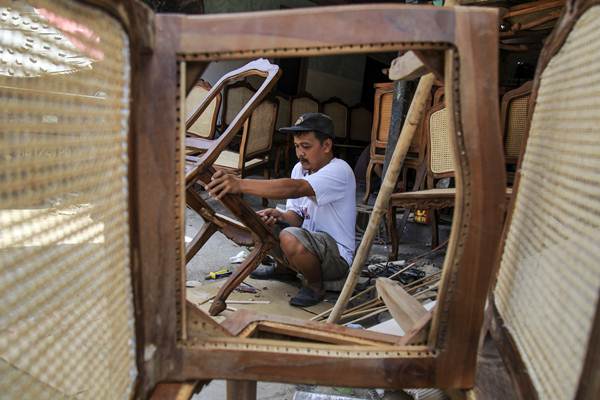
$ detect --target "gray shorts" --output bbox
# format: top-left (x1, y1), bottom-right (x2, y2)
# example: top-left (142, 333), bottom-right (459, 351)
top-left (281, 227), bottom-right (349, 282)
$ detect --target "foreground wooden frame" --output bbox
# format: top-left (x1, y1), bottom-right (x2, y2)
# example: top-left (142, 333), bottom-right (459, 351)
top-left (90, 2), bottom-right (506, 396)
top-left (130, 4), bottom-right (505, 396)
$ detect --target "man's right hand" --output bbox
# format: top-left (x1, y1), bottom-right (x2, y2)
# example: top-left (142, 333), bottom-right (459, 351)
top-left (257, 208), bottom-right (282, 226)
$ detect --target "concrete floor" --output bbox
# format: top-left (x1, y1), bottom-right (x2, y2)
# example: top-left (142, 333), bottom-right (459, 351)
top-left (186, 176), bottom-right (449, 400)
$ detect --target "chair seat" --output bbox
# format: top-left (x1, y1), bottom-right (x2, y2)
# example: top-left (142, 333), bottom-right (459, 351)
top-left (215, 150), bottom-right (267, 170)
top-left (390, 187), bottom-right (512, 208)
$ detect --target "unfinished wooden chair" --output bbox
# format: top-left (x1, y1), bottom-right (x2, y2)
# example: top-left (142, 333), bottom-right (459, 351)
top-left (185, 79), bottom-right (221, 139)
top-left (184, 59), bottom-right (283, 315)
top-left (363, 82), bottom-right (394, 203)
top-left (6, 2), bottom-right (561, 399)
top-left (322, 97), bottom-right (349, 141)
top-left (500, 80), bottom-right (532, 184)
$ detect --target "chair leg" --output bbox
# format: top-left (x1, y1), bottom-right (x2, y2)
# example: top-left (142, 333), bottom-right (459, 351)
top-left (209, 244), bottom-right (270, 315)
top-left (262, 167), bottom-right (270, 207)
top-left (227, 380), bottom-right (257, 400)
top-left (430, 209), bottom-right (439, 249)
top-left (387, 207), bottom-right (399, 261)
top-left (363, 160), bottom-right (375, 203)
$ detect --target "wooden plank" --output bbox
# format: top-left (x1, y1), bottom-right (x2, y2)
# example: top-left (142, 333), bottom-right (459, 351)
top-left (389, 51), bottom-right (429, 81)
top-left (376, 278), bottom-right (428, 333)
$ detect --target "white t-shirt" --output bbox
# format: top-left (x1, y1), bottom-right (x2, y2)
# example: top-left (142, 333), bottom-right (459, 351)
top-left (286, 158), bottom-right (356, 265)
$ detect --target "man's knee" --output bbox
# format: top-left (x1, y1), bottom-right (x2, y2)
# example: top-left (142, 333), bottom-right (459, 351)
top-left (279, 230), bottom-right (306, 257)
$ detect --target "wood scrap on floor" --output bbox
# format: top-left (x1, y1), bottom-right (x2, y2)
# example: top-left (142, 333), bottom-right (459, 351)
top-left (186, 276), bottom-right (331, 323)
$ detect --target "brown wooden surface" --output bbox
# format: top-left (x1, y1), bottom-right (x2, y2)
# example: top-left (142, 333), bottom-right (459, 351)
top-left (151, 382), bottom-right (203, 400)
top-left (227, 380), bottom-right (257, 400)
top-left (431, 7), bottom-right (505, 388)
top-left (221, 309), bottom-right (404, 344)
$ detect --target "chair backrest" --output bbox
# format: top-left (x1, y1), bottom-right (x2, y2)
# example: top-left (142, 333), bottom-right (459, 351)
top-left (426, 103), bottom-right (454, 177)
top-left (223, 80), bottom-right (256, 127)
top-left (242, 98), bottom-right (279, 160)
top-left (290, 93), bottom-right (319, 124)
top-left (322, 97), bottom-right (349, 139)
top-left (0, 2), bottom-right (137, 398)
top-left (370, 82), bottom-right (395, 157)
top-left (275, 94), bottom-right (291, 129)
top-left (491, 3), bottom-right (600, 399)
top-left (186, 79), bottom-right (221, 139)
top-left (349, 104), bottom-right (373, 143)
top-left (500, 81), bottom-right (532, 165)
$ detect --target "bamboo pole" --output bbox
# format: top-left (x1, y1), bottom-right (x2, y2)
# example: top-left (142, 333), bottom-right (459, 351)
top-left (327, 73), bottom-right (436, 323)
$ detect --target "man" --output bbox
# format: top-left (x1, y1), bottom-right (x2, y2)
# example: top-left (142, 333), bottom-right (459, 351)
top-left (206, 112), bottom-right (356, 307)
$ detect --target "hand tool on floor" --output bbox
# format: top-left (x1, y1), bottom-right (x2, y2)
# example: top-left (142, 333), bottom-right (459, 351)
top-left (205, 268), bottom-right (232, 280)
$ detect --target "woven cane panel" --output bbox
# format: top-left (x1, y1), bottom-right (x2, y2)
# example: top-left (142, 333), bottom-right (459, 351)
top-left (225, 85), bottom-right (254, 125)
top-left (504, 94), bottom-right (530, 159)
top-left (246, 100), bottom-right (276, 156)
top-left (186, 84), bottom-right (218, 138)
top-left (323, 101), bottom-right (348, 138)
top-left (377, 92), bottom-right (393, 142)
top-left (291, 96), bottom-right (319, 123)
top-left (495, 7), bottom-right (600, 399)
top-left (0, 1), bottom-right (136, 399)
top-left (429, 108), bottom-right (454, 174)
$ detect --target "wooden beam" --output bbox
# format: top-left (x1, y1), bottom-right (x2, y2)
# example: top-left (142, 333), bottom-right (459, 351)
top-left (389, 51), bottom-right (429, 81)
top-left (376, 278), bottom-right (428, 333)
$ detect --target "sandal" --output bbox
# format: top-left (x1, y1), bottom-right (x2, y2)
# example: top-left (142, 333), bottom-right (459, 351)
top-left (289, 286), bottom-right (325, 307)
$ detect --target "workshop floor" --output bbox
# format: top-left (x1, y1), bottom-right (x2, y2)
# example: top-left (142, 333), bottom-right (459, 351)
top-left (186, 176), bottom-right (450, 400)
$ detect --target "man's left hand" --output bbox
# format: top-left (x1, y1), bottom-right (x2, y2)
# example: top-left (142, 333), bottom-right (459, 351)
top-left (206, 170), bottom-right (241, 200)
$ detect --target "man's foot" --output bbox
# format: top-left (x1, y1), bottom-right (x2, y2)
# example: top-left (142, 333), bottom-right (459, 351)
top-left (289, 286), bottom-right (325, 307)
top-left (250, 265), bottom-right (296, 280)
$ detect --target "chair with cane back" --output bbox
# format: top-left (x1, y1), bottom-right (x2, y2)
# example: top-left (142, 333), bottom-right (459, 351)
top-left (488, 1), bottom-right (600, 398)
top-left (500, 80), bottom-right (533, 184)
top-left (322, 97), bottom-right (349, 142)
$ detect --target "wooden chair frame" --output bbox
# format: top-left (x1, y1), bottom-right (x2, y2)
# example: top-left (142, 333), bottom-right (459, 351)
top-left (183, 59), bottom-right (284, 317)
top-left (488, 0), bottom-right (600, 398)
top-left (86, 2), bottom-right (504, 397)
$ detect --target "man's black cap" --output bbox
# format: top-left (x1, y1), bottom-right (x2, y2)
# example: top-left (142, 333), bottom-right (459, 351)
top-left (279, 112), bottom-right (335, 139)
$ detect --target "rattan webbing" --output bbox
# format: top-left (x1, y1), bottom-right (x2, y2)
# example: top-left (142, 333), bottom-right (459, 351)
top-left (505, 94), bottom-right (530, 159)
top-left (495, 7), bottom-right (600, 399)
top-left (0, 1), bottom-right (136, 399)
top-left (429, 108), bottom-right (454, 174)
top-left (377, 92), bottom-right (393, 142)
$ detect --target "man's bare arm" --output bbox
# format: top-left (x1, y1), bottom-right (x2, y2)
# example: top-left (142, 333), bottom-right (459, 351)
top-left (206, 170), bottom-right (314, 200)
